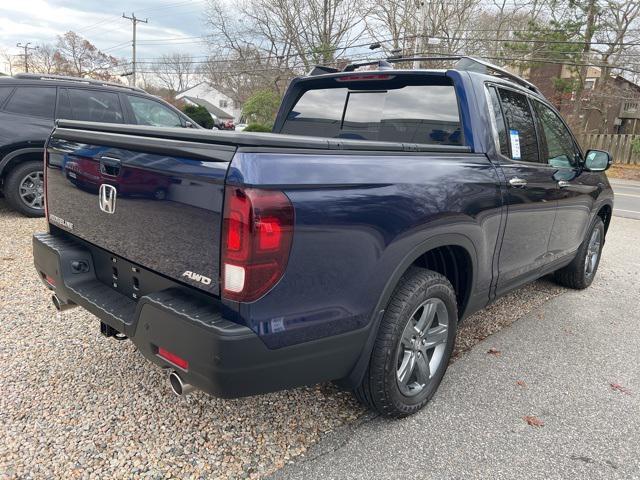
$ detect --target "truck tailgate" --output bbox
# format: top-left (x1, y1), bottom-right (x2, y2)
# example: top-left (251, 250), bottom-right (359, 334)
top-left (45, 125), bottom-right (235, 296)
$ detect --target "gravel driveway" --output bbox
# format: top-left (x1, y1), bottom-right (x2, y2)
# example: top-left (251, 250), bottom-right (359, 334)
top-left (1, 198), bottom-right (565, 479)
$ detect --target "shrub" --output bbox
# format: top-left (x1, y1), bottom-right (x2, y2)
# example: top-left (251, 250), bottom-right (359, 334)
top-left (182, 104), bottom-right (213, 129)
top-left (242, 123), bottom-right (272, 133)
top-left (242, 89), bottom-right (281, 125)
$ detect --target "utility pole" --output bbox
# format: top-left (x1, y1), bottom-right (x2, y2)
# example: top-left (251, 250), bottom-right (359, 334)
top-left (575, 0), bottom-right (597, 132)
top-left (122, 13), bottom-right (148, 87)
top-left (16, 42), bottom-right (38, 73)
top-left (413, 1), bottom-right (428, 68)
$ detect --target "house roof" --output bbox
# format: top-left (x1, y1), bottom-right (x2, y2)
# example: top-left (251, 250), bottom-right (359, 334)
top-left (183, 96), bottom-right (234, 119)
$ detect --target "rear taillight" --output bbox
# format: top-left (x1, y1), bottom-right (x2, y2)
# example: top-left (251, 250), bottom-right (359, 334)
top-left (221, 186), bottom-right (294, 302)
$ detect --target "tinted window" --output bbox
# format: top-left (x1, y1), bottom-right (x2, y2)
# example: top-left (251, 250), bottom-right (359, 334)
top-left (487, 86), bottom-right (509, 156)
top-left (497, 88), bottom-right (539, 163)
top-left (56, 89), bottom-right (71, 120)
top-left (282, 88), bottom-right (347, 137)
top-left (4, 87), bottom-right (56, 118)
top-left (126, 95), bottom-right (182, 127)
top-left (0, 86), bottom-right (15, 107)
top-left (282, 84), bottom-right (463, 145)
top-left (532, 100), bottom-right (579, 168)
top-left (68, 89), bottom-right (123, 123)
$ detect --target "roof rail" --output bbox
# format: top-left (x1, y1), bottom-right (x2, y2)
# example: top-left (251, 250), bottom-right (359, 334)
top-left (12, 73), bottom-right (145, 93)
top-left (337, 55), bottom-right (541, 95)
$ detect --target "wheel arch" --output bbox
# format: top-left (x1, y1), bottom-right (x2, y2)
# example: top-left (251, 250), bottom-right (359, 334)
top-left (0, 147), bottom-right (45, 179)
top-left (339, 233), bottom-right (478, 389)
top-left (596, 203), bottom-right (612, 236)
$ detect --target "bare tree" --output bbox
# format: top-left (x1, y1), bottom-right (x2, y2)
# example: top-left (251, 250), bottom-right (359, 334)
top-left (55, 31), bottom-right (119, 80)
top-left (203, 0), bottom-right (367, 98)
top-left (151, 53), bottom-right (198, 93)
top-left (31, 43), bottom-right (65, 74)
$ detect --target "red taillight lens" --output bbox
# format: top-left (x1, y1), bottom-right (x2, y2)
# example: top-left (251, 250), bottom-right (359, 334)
top-left (157, 347), bottom-right (189, 370)
top-left (221, 186), bottom-right (294, 302)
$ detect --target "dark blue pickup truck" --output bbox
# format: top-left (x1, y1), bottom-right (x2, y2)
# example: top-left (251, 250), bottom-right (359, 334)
top-left (33, 57), bottom-right (614, 417)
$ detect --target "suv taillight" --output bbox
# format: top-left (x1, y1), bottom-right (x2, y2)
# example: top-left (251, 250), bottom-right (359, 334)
top-left (221, 186), bottom-right (294, 302)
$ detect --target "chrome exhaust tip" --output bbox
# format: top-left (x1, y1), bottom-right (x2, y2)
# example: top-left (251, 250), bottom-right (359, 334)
top-left (168, 370), bottom-right (194, 396)
top-left (52, 294), bottom-right (76, 312)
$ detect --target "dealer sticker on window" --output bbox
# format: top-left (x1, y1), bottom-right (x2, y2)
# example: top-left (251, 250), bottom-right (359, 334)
top-left (509, 129), bottom-right (521, 160)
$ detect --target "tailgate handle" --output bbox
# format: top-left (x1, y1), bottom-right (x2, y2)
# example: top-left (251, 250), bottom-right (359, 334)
top-left (100, 156), bottom-right (122, 177)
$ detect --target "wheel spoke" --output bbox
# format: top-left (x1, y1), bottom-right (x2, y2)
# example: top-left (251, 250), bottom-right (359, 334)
top-left (415, 302), bottom-right (436, 334)
top-left (423, 324), bottom-right (448, 349)
top-left (397, 350), bottom-right (416, 385)
top-left (415, 353), bottom-right (431, 383)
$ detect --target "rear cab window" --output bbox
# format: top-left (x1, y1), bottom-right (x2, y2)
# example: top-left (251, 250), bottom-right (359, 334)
top-left (280, 75), bottom-right (463, 146)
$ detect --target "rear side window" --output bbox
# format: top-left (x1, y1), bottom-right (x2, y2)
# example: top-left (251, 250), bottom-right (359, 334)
top-left (4, 87), bottom-right (56, 118)
top-left (497, 88), bottom-right (539, 163)
top-left (487, 86), bottom-right (509, 156)
top-left (281, 83), bottom-right (463, 145)
top-left (0, 86), bottom-right (15, 108)
top-left (68, 89), bottom-right (124, 123)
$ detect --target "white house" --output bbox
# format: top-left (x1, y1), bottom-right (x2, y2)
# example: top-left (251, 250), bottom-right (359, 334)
top-left (176, 82), bottom-right (242, 122)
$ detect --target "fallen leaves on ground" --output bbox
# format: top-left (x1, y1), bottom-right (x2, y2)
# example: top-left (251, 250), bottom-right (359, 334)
top-left (610, 383), bottom-right (632, 395)
top-left (487, 347), bottom-right (501, 356)
top-left (523, 416), bottom-right (544, 427)
top-left (516, 380), bottom-right (527, 388)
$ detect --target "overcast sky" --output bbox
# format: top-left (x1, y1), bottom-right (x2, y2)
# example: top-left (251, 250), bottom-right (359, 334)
top-left (0, 0), bottom-right (209, 74)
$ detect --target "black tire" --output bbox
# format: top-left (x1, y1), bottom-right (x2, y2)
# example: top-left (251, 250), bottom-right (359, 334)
top-left (4, 160), bottom-right (45, 217)
top-left (553, 217), bottom-right (605, 289)
top-left (354, 267), bottom-right (458, 417)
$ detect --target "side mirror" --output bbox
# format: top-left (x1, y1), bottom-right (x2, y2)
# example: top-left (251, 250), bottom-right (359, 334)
top-left (184, 121), bottom-right (195, 129)
top-left (584, 149), bottom-right (612, 171)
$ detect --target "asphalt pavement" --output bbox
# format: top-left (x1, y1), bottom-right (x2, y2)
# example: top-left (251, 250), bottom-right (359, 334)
top-left (272, 216), bottom-right (640, 480)
top-left (612, 178), bottom-right (640, 220)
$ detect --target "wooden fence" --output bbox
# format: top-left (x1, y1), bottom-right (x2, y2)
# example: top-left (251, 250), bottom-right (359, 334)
top-left (576, 134), bottom-right (640, 165)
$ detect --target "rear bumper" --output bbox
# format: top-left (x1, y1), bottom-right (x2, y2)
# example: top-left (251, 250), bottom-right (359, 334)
top-left (33, 231), bottom-right (367, 398)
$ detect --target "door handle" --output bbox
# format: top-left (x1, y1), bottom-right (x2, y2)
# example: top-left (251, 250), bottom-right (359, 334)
top-left (100, 156), bottom-right (121, 177)
top-left (508, 177), bottom-right (527, 188)
top-left (557, 180), bottom-right (570, 188)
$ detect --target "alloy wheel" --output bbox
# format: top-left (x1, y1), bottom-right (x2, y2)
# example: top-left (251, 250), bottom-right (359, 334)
top-left (584, 228), bottom-right (601, 278)
top-left (396, 298), bottom-right (449, 397)
top-left (18, 171), bottom-right (44, 210)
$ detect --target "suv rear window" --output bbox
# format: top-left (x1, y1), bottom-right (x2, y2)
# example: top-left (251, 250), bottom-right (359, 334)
top-left (4, 87), bottom-right (56, 118)
top-left (281, 82), bottom-right (462, 145)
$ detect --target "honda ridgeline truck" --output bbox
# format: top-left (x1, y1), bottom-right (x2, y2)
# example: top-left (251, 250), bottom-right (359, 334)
top-left (33, 57), bottom-right (614, 417)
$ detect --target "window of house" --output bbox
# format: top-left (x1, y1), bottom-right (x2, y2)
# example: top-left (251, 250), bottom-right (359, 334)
top-left (496, 88), bottom-right (539, 163)
top-left (219, 99), bottom-right (228, 108)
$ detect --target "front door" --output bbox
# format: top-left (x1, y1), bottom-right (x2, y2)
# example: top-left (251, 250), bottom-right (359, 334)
top-left (486, 86), bottom-right (560, 295)
top-left (531, 99), bottom-right (596, 259)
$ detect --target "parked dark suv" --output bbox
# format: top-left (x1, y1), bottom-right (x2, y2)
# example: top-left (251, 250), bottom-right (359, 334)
top-left (0, 73), bottom-right (198, 217)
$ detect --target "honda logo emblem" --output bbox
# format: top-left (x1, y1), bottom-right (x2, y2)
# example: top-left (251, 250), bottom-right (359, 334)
top-left (99, 184), bottom-right (117, 214)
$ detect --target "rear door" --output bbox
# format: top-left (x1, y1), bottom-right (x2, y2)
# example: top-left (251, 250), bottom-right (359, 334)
top-left (487, 85), bottom-right (560, 293)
